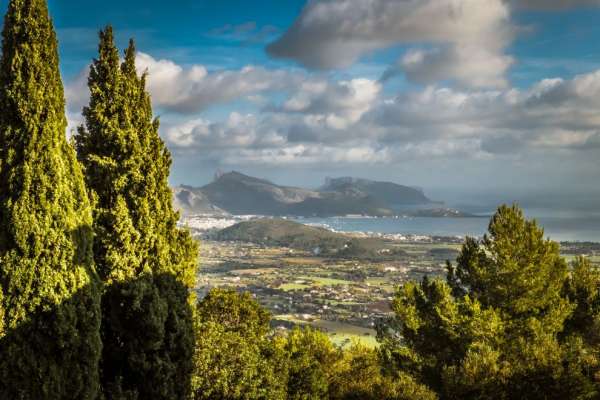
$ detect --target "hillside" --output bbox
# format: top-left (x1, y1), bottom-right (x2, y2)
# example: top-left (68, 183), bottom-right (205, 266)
top-left (200, 171), bottom-right (320, 215)
top-left (213, 218), bottom-right (404, 259)
top-left (320, 177), bottom-right (431, 208)
top-left (173, 171), bottom-right (438, 217)
top-left (173, 185), bottom-right (228, 215)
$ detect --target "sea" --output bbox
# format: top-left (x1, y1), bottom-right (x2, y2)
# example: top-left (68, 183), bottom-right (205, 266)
top-left (293, 210), bottom-right (600, 243)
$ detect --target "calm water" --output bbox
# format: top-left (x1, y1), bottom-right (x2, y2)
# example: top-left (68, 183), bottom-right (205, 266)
top-left (294, 213), bottom-right (600, 243)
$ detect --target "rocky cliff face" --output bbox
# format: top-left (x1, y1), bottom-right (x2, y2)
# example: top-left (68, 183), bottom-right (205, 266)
top-left (172, 185), bottom-right (228, 215)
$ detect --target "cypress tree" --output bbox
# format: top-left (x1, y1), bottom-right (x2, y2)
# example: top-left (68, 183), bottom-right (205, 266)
top-left (0, 0), bottom-right (101, 398)
top-left (75, 27), bottom-right (197, 399)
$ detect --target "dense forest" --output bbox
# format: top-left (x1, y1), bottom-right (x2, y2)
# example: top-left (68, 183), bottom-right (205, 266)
top-left (0, 1), bottom-right (599, 399)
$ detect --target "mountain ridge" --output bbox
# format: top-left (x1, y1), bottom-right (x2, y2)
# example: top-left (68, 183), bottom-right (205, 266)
top-left (173, 171), bottom-right (437, 217)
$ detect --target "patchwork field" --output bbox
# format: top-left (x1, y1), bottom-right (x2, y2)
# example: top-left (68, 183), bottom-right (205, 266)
top-left (197, 238), bottom-right (466, 347)
top-left (196, 237), bottom-right (599, 348)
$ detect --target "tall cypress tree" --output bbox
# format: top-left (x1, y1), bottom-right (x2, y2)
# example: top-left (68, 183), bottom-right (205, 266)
top-left (76, 27), bottom-right (197, 400)
top-left (0, 0), bottom-right (101, 398)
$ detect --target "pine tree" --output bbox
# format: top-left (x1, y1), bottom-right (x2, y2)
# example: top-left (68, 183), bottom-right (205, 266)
top-left (447, 204), bottom-right (572, 329)
top-left (76, 27), bottom-right (197, 399)
top-left (382, 205), bottom-right (598, 399)
top-left (0, 0), bottom-right (101, 398)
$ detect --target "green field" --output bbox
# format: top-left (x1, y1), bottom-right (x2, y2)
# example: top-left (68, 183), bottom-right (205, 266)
top-left (299, 276), bottom-right (354, 286)
top-left (275, 315), bottom-right (378, 348)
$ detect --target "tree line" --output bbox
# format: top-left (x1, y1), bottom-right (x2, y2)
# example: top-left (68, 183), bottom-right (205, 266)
top-left (0, 1), bottom-right (598, 399)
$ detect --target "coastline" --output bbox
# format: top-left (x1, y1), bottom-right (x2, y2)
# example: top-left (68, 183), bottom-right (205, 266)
top-left (179, 213), bottom-right (600, 244)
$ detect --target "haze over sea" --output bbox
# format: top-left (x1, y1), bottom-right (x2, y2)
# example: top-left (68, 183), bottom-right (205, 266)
top-left (295, 209), bottom-right (600, 243)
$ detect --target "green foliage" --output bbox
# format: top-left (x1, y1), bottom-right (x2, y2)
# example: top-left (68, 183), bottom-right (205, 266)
top-left (330, 344), bottom-right (437, 400)
top-left (193, 290), bottom-right (437, 400)
top-left (564, 257), bottom-right (600, 342)
top-left (277, 327), bottom-right (341, 400)
top-left (447, 205), bottom-right (571, 327)
top-left (382, 205), bottom-right (600, 399)
top-left (0, 0), bottom-right (101, 398)
top-left (193, 289), bottom-right (286, 400)
top-left (196, 288), bottom-right (271, 337)
top-left (75, 27), bottom-right (198, 399)
top-left (270, 327), bottom-right (437, 400)
top-left (381, 277), bottom-right (505, 394)
top-left (562, 256), bottom-right (600, 387)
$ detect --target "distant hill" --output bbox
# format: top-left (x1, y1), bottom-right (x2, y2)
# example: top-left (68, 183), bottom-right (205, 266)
top-left (199, 171), bottom-right (319, 215)
top-left (321, 177), bottom-right (431, 208)
top-left (173, 171), bottom-right (442, 217)
top-left (213, 218), bottom-right (405, 259)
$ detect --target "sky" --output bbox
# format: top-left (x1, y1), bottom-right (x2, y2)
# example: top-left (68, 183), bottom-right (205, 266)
top-left (5, 0), bottom-right (600, 210)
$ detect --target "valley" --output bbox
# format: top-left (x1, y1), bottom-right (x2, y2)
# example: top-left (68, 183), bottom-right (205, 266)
top-left (194, 218), bottom-right (600, 347)
top-left (196, 239), bottom-right (454, 347)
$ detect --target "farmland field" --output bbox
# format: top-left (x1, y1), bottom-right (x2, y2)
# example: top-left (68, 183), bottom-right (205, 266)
top-left (196, 235), bottom-right (599, 348)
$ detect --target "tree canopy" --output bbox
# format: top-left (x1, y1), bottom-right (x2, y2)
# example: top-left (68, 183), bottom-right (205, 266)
top-left (193, 289), bottom-right (286, 400)
top-left (380, 205), bottom-right (600, 399)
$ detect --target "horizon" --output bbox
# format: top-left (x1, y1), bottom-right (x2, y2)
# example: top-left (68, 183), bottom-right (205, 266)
top-left (2, 0), bottom-right (599, 211)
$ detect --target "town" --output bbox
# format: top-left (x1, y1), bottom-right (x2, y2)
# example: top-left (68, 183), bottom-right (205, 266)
top-left (191, 218), bottom-right (600, 347)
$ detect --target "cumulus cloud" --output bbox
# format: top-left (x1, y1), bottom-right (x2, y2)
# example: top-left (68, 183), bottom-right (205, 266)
top-left (165, 112), bottom-right (286, 150)
top-left (63, 50), bottom-right (600, 170)
top-left (399, 45), bottom-right (513, 88)
top-left (160, 73), bottom-right (388, 164)
top-left (374, 69), bottom-right (600, 153)
top-left (268, 0), bottom-right (514, 88)
top-left (281, 78), bottom-right (381, 129)
top-left (162, 68), bottom-right (600, 166)
top-left (164, 113), bottom-right (391, 165)
top-left (165, 77), bottom-right (382, 151)
top-left (219, 144), bottom-right (391, 165)
top-left (135, 53), bottom-right (303, 113)
top-left (65, 53), bottom-right (307, 116)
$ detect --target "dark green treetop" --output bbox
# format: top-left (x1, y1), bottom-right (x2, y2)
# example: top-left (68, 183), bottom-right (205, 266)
top-left (0, 0), bottom-right (101, 398)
